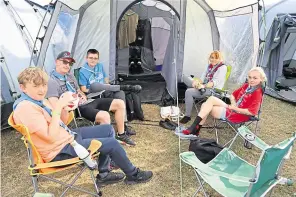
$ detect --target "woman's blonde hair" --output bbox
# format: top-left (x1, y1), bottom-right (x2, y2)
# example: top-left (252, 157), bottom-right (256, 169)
top-left (209, 50), bottom-right (223, 62)
top-left (18, 67), bottom-right (49, 86)
top-left (248, 67), bottom-right (267, 82)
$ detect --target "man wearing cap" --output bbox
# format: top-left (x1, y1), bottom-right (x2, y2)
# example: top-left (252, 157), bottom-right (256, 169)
top-left (47, 51), bottom-right (136, 146)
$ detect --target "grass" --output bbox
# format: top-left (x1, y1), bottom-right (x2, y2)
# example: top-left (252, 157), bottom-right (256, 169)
top-left (1, 96), bottom-right (296, 197)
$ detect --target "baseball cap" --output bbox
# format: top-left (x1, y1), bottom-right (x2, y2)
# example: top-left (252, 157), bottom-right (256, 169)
top-left (56, 51), bottom-right (76, 63)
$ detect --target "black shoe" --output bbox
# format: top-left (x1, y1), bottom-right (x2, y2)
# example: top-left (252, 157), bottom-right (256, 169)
top-left (165, 118), bottom-right (178, 128)
top-left (117, 134), bottom-right (136, 146)
top-left (159, 120), bottom-right (175, 130)
top-left (124, 168), bottom-right (153, 185)
top-left (120, 85), bottom-right (142, 93)
top-left (96, 172), bottom-right (125, 186)
top-left (180, 116), bottom-right (191, 124)
top-left (125, 124), bottom-right (136, 135)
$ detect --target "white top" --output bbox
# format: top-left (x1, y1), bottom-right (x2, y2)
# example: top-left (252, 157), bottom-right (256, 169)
top-left (201, 65), bottom-right (227, 90)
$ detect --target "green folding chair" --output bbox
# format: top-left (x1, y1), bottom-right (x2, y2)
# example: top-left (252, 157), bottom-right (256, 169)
top-left (180, 126), bottom-right (295, 197)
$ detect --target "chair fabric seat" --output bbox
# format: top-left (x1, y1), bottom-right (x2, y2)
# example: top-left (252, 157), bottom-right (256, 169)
top-left (180, 149), bottom-right (256, 197)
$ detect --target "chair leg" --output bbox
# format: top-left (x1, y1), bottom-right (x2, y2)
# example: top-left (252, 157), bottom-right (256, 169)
top-left (32, 175), bottom-right (39, 193)
top-left (73, 118), bottom-right (78, 128)
top-left (193, 170), bottom-right (208, 197)
top-left (60, 166), bottom-right (88, 197)
top-left (89, 169), bottom-right (102, 196)
top-left (214, 119), bottom-right (219, 144)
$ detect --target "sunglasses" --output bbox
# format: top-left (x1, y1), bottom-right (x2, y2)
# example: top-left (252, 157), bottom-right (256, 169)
top-left (60, 59), bottom-right (74, 66)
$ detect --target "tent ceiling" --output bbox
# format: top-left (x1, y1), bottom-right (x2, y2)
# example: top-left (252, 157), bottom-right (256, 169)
top-left (130, 1), bottom-right (176, 25)
top-left (58, 0), bottom-right (259, 12)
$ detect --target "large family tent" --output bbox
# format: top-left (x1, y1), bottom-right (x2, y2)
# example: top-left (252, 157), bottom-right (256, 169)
top-left (1, 0), bottom-right (263, 129)
top-left (36, 0), bottom-right (260, 102)
top-left (258, 0), bottom-right (296, 104)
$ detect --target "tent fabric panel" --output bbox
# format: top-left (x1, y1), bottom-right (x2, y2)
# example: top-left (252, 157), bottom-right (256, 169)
top-left (115, 0), bottom-right (181, 22)
top-left (183, 0), bottom-right (213, 79)
top-left (161, 16), bottom-right (178, 98)
top-left (205, 0), bottom-right (258, 11)
top-left (0, 1), bottom-right (32, 94)
top-left (214, 6), bottom-right (253, 17)
top-left (131, 3), bottom-right (174, 22)
top-left (59, 0), bottom-right (87, 10)
top-left (175, 0), bottom-right (186, 82)
top-left (194, 0), bottom-right (220, 50)
top-left (1, 66), bottom-right (14, 103)
top-left (72, 0), bottom-right (110, 77)
top-left (41, 4), bottom-right (79, 73)
top-left (283, 33), bottom-right (296, 62)
top-left (151, 18), bottom-right (170, 65)
top-left (8, 0), bottom-right (46, 54)
top-left (251, 4), bottom-right (259, 69)
top-left (37, 1), bottom-right (62, 68)
top-left (216, 13), bottom-right (255, 83)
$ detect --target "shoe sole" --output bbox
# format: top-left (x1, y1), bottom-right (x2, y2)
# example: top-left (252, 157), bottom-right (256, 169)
top-left (116, 139), bottom-right (136, 146)
top-left (97, 178), bottom-right (125, 186)
top-left (124, 176), bottom-right (153, 185)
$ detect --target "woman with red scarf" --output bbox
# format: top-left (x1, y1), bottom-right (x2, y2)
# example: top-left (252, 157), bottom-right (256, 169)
top-left (181, 51), bottom-right (227, 124)
top-left (183, 67), bottom-right (267, 136)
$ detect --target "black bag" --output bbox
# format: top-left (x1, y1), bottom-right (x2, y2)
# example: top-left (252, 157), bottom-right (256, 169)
top-left (283, 67), bottom-right (296, 78)
top-left (125, 92), bottom-right (144, 121)
top-left (189, 138), bottom-right (223, 163)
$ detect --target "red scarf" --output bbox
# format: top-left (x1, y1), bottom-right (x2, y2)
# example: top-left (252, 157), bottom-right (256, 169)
top-left (204, 62), bottom-right (224, 83)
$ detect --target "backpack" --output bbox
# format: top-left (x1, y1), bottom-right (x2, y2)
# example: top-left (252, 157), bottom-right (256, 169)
top-left (189, 138), bottom-right (223, 163)
top-left (125, 92), bottom-right (144, 121)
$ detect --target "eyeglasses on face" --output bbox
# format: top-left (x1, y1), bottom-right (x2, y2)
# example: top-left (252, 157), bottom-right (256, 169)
top-left (88, 57), bottom-right (99, 60)
top-left (59, 59), bottom-right (74, 66)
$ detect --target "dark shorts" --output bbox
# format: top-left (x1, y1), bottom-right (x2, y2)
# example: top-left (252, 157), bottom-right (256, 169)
top-left (79, 98), bottom-right (114, 122)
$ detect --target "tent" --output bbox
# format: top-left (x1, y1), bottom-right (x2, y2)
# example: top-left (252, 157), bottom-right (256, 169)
top-left (36, 0), bottom-right (260, 102)
top-left (1, 0), bottom-right (262, 128)
top-left (258, 0), bottom-right (296, 104)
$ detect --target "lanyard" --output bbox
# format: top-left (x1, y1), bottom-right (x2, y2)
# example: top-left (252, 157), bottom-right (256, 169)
top-left (236, 85), bottom-right (259, 107)
top-left (13, 93), bottom-right (77, 136)
top-left (51, 70), bottom-right (76, 92)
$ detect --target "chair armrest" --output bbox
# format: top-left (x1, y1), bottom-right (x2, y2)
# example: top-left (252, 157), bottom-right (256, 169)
top-left (30, 140), bottom-right (102, 170)
top-left (86, 90), bottom-right (105, 99)
top-left (237, 126), bottom-right (269, 150)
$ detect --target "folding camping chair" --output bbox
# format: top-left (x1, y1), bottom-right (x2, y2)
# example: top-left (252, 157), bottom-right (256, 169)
top-left (180, 125), bottom-right (296, 197)
top-left (8, 113), bottom-right (103, 197)
top-left (206, 82), bottom-right (266, 148)
top-left (193, 65), bottom-right (232, 112)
